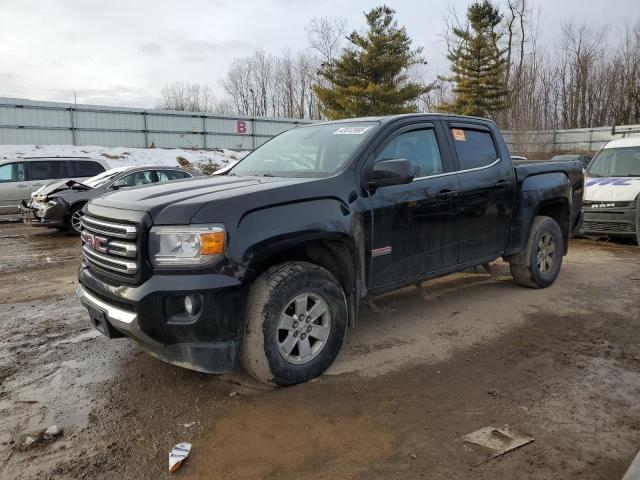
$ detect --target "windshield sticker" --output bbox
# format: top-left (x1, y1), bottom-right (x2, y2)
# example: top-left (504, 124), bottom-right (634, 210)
top-left (452, 129), bottom-right (466, 141)
top-left (334, 127), bottom-right (371, 135)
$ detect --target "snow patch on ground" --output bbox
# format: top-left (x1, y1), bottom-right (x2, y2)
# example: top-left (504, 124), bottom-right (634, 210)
top-left (0, 144), bottom-right (249, 174)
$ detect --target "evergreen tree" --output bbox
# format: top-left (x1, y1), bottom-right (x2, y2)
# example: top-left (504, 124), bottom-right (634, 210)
top-left (444, 0), bottom-right (508, 118)
top-left (314, 6), bottom-right (430, 119)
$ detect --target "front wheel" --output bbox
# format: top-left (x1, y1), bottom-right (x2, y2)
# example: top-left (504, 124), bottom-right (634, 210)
top-left (67, 204), bottom-right (85, 235)
top-left (240, 262), bottom-right (347, 386)
top-left (510, 215), bottom-right (564, 288)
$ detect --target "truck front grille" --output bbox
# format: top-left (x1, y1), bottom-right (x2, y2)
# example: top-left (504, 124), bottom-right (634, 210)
top-left (81, 214), bottom-right (139, 278)
top-left (582, 221), bottom-right (636, 233)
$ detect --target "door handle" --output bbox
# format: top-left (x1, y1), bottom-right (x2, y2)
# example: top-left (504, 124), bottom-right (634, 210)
top-left (435, 189), bottom-right (458, 199)
top-left (495, 180), bottom-right (509, 189)
top-left (17, 183), bottom-right (29, 188)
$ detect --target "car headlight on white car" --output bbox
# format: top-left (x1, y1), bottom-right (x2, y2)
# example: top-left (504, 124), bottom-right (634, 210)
top-left (149, 225), bottom-right (225, 267)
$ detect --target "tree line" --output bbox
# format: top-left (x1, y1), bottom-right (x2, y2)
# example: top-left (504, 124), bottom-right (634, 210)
top-left (157, 2), bottom-right (640, 131)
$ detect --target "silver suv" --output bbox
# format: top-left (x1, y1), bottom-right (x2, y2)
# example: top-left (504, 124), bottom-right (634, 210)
top-left (0, 157), bottom-right (109, 214)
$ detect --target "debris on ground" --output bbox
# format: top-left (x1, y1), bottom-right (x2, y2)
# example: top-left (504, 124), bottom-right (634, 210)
top-left (179, 422), bottom-right (197, 429)
top-left (18, 425), bottom-right (63, 450)
top-left (169, 442), bottom-right (192, 473)
top-left (462, 425), bottom-right (533, 465)
top-left (229, 391), bottom-right (238, 397)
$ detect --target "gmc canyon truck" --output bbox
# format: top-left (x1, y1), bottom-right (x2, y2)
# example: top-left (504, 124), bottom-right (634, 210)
top-left (76, 114), bottom-right (584, 386)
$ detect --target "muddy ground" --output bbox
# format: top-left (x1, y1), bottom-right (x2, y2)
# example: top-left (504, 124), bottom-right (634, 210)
top-left (1, 222), bottom-right (639, 479)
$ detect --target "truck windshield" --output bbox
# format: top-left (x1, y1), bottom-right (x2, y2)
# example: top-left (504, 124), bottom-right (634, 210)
top-left (229, 122), bottom-right (377, 177)
top-left (587, 147), bottom-right (640, 177)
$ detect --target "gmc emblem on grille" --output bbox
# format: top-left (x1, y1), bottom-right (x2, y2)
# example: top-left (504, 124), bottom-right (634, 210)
top-left (81, 231), bottom-right (109, 253)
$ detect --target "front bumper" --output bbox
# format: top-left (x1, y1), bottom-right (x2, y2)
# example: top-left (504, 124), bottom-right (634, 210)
top-left (77, 264), bottom-right (243, 373)
top-left (20, 200), bottom-right (66, 228)
top-left (582, 206), bottom-right (637, 236)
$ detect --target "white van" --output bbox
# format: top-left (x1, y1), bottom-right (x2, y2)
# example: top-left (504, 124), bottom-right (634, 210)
top-left (0, 157), bottom-right (109, 214)
top-left (583, 137), bottom-right (640, 246)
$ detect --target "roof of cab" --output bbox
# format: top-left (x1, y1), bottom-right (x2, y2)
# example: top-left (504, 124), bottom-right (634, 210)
top-left (308, 112), bottom-right (496, 126)
top-left (604, 137), bottom-right (640, 149)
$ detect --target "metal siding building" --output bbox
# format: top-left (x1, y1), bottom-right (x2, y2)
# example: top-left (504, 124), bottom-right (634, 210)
top-left (0, 97), bottom-right (312, 150)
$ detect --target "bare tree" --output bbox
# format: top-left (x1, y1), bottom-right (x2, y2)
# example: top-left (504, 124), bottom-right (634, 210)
top-left (305, 16), bottom-right (347, 66)
top-left (158, 82), bottom-right (228, 113)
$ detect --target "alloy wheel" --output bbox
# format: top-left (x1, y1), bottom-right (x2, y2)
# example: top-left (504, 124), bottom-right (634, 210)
top-left (275, 293), bottom-right (332, 365)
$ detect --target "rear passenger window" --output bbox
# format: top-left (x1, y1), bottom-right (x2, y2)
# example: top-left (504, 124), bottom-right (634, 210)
top-left (29, 161), bottom-right (69, 181)
top-left (72, 161), bottom-right (105, 177)
top-left (376, 129), bottom-right (444, 178)
top-left (451, 128), bottom-right (498, 170)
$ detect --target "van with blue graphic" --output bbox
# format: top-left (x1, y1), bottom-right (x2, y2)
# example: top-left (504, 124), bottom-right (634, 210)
top-left (583, 137), bottom-right (640, 246)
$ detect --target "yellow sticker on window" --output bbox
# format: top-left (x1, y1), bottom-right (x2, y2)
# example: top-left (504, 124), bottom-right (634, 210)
top-left (452, 129), bottom-right (466, 141)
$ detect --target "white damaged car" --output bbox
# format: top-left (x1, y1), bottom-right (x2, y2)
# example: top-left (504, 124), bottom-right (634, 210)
top-left (582, 137), bottom-right (640, 246)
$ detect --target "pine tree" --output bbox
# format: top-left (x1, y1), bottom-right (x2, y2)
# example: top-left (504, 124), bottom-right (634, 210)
top-left (314, 6), bottom-right (430, 120)
top-left (444, 0), bottom-right (508, 118)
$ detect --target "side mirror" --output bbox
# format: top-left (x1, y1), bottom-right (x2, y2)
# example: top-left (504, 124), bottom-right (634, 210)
top-left (111, 179), bottom-right (127, 189)
top-left (368, 159), bottom-right (414, 188)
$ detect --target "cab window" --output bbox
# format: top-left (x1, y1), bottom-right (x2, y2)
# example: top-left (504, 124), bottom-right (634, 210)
top-left (376, 129), bottom-right (444, 178)
top-left (450, 128), bottom-right (498, 170)
top-left (0, 163), bottom-right (26, 183)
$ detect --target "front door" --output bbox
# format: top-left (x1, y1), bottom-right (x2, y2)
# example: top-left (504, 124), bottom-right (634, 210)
top-left (0, 162), bottom-right (29, 214)
top-left (367, 124), bottom-right (461, 288)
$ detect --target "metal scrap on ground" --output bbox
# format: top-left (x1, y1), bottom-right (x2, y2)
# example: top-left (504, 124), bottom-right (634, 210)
top-left (462, 425), bottom-right (533, 465)
top-left (169, 442), bottom-right (192, 473)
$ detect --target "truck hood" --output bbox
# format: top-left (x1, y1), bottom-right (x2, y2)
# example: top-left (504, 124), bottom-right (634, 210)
top-left (585, 177), bottom-right (640, 202)
top-left (90, 175), bottom-right (318, 223)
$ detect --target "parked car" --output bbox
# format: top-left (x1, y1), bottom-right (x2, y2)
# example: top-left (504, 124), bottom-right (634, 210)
top-left (551, 154), bottom-right (592, 168)
top-left (582, 137), bottom-right (640, 245)
top-left (22, 165), bottom-right (198, 234)
top-left (76, 114), bottom-right (584, 386)
top-left (0, 157), bottom-right (108, 214)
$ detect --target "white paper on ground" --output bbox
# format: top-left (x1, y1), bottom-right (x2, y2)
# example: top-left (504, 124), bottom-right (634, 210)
top-left (169, 442), bottom-right (192, 473)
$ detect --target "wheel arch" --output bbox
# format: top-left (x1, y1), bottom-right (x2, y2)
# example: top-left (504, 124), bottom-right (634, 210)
top-left (244, 235), bottom-right (361, 328)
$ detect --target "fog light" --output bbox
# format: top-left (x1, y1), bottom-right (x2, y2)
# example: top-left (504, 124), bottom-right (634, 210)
top-left (184, 294), bottom-right (202, 315)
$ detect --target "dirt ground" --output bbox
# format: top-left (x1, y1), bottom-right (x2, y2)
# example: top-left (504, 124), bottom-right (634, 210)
top-left (1, 222), bottom-right (640, 479)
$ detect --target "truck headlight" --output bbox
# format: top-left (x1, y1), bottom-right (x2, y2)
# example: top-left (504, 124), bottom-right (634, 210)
top-left (149, 225), bottom-right (225, 267)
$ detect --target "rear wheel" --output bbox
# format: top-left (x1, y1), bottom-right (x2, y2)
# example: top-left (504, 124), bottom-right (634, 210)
top-left (240, 261), bottom-right (347, 386)
top-left (510, 215), bottom-right (564, 288)
top-left (67, 204), bottom-right (85, 235)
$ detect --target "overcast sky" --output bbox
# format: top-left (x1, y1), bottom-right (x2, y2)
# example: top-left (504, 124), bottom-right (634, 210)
top-left (0, 0), bottom-right (637, 108)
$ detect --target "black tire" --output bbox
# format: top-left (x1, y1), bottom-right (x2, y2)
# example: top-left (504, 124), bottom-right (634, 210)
top-left (67, 204), bottom-right (85, 235)
top-left (240, 261), bottom-right (348, 386)
top-left (510, 216), bottom-right (564, 289)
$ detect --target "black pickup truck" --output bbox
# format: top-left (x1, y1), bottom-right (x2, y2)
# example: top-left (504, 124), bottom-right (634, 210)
top-left (76, 114), bottom-right (584, 385)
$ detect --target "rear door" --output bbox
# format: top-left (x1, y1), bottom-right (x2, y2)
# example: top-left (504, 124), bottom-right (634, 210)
top-left (0, 162), bottom-right (29, 213)
top-left (368, 122), bottom-right (461, 287)
top-left (446, 122), bottom-right (516, 262)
